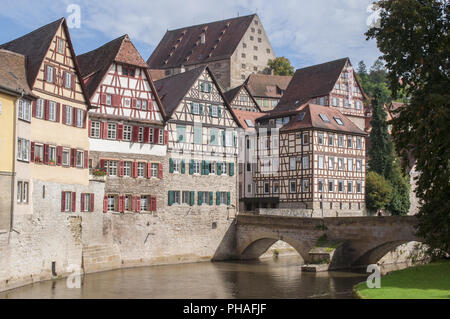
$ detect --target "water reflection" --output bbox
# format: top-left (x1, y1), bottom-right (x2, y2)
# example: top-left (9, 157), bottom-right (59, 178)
top-left (0, 256), bottom-right (370, 299)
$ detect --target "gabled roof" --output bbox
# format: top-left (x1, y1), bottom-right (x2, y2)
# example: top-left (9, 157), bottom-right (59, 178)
top-left (272, 58), bottom-right (350, 114)
top-left (153, 65), bottom-right (242, 127)
top-left (223, 84), bottom-right (262, 112)
top-left (280, 104), bottom-right (366, 136)
top-left (0, 18), bottom-right (91, 108)
top-left (245, 74), bottom-right (292, 98)
top-left (231, 109), bottom-right (264, 130)
top-left (148, 14), bottom-right (256, 69)
top-left (0, 18), bottom-right (63, 88)
top-left (0, 49), bottom-right (36, 99)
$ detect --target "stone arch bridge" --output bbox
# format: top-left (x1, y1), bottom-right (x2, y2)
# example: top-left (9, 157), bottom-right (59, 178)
top-left (213, 214), bottom-right (421, 269)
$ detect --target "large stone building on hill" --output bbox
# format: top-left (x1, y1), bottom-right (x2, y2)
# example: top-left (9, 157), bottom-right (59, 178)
top-left (147, 14), bottom-right (276, 90)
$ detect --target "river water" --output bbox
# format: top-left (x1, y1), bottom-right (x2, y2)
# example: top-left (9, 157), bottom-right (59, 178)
top-left (0, 255), bottom-right (395, 299)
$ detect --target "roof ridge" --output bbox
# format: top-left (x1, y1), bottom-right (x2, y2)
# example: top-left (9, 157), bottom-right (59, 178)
top-left (166, 14), bottom-right (256, 33)
top-left (0, 18), bottom-right (64, 47)
top-left (295, 57), bottom-right (349, 72)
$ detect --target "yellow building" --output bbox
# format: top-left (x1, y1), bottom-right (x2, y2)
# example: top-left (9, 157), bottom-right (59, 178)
top-left (0, 49), bottom-right (36, 230)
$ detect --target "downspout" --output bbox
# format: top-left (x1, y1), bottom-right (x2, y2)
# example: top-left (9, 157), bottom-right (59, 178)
top-left (10, 94), bottom-right (20, 232)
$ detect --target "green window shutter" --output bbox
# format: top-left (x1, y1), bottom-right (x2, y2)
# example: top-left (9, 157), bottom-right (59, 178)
top-left (199, 104), bottom-right (203, 115)
top-left (169, 158), bottom-right (174, 173)
top-left (190, 191), bottom-right (195, 206)
top-left (201, 160), bottom-right (205, 175)
top-left (200, 82), bottom-right (204, 92)
top-left (198, 192), bottom-right (203, 205)
top-left (227, 192), bottom-right (231, 206)
top-left (208, 83), bottom-right (212, 92)
top-left (216, 192), bottom-right (220, 205)
top-left (232, 132), bottom-right (236, 147)
top-left (229, 162), bottom-right (235, 176)
top-left (181, 160), bottom-right (185, 174)
top-left (217, 162), bottom-right (222, 175)
top-left (190, 102), bottom-right (194, 114)
top-left (222, 131), bottom-right (226, 146)
top-left (168, 191), bottom-right (174, 206)
top-left (205, 161), bottom-right (210, 175)
top-left (189, 160), bottom-right (194, 175)
top-left (218, 106), bottom-right (222, 117)
top-left (209, 192), bottom-right (213, 206)
top-left (209, 105), bottom-right (213, 117)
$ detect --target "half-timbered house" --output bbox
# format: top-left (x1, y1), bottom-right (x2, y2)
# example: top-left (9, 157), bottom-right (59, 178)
top-left (254, 104), bottom-right (367, 216)
top-left (77, 35), bottom-right (167, 214)
top-left (154, 66), bottom-right (241, 216)
top-left (245, 74), bottom-right (292, 111)
top-left (258, 58), bottom-right (368, 131)
top-left (0, 18), bottom-right (104, 243)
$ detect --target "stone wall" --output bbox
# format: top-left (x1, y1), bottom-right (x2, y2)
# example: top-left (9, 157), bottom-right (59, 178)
top-left (0, 172), bottom-right (13, 231)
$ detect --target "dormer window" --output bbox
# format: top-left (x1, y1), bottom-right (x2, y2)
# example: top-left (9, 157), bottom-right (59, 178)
top-left (200, 33), bottom-right (206, 44)
top-left (122, 66), bottom-right (135, 77)
top-left (334, 117), bottom-right (344, 125)
top-left (319, 113), bottom-right (330, 123)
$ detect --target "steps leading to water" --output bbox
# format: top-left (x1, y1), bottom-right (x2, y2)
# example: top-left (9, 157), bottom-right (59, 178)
top-left (82, 244), bottom-right (121, 274)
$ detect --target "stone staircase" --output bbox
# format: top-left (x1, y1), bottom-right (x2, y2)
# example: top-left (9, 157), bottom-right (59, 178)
top-left (82, 244), bottom-right (121, 274)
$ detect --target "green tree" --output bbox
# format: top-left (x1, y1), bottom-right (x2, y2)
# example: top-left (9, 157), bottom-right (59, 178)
top-left (366, 0), bottom-right (450, 252)
top-left (366, 171), bottom-right (393, 213)
top-left (387, 157), bottom-right (411, 216)
top-left (267, 57), bottom-right (295, 76)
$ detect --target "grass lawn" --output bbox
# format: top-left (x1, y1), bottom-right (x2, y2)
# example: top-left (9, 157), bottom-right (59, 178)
top-left (354, 261), bottom-right (450, 299)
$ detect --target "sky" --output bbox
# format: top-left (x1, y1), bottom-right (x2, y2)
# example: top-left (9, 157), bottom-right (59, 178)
top-left (0, 0), bottom-right (382, 70)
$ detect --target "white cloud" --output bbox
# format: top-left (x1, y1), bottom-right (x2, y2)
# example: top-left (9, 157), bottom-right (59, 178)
top-left (0, 0), bottom-right (381, 68)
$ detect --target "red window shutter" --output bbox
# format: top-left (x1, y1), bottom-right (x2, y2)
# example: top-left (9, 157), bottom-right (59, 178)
top-left (148, 100), bottom-right (154, 112)
top-left (113, 95), bottom-right (121, 107)
top-left (103, 195), bottom-right (108, 213)
top-left (164, 130), bottom-right (169, 145)
top-left (70, 148), bottom-right (75, 167)
top-left (117, 124), bottom-right (123, 141)
top-left (158, 163), bottom-right (163, 179)
top-left (88, 120), bottom-right (92, 137)
top-left (102, 122), bottom-right (108, 139)
top-left (56, 103), bottom-right (60, 122)
top-left (131, 98), bottom-right (137, 108)
top-left (131, 196), bottom-right (136, 212)
top-left (71, 192), bottom-right (76, 212)
top-left (146, 162), bottom-right (151, 179)
top-left (132, 162), bottom-right (138, 178)
top-left (56, 146), bottom-right (62, 166)
top-left (44, 100), bottom-right (49, 120)
top-left (53, 67), bottom-right (57, 84)
top-left (83, 111), bottom-right (86, 128)
top-left (44, 64), bottom-right (48, 83)
top-left (136, 196), bottom-right (141, 212)
top-left (61, 191), bottom-right (65, 212)
top-left (118, 195), bottom-right (123, 213)
top-left (101, 94), bottom-right (107, 105)
top-left (151, 196), bottom-right (157, 212)
top-left (62, 105), bottom-right (66, 124)
top-left (71, 72), bottom-right (75, 90)
top-left (144, 127), bottom-right (150, 143)
top-left (154, 129), bottom-right (159, 144)
top-left (81, 193), bottom-right (85, 212)
top-left (90, 194), bottom-right (95, 212)
top-left (100, 159), bottom-right (105, 169)
top-left (62, 71), bottom-right (67, 86)
top-left (72, 107), bottom-right (77, 127)
top-left (118, 161), bottom-right (124, 177)
top-left (30, 142), bottom-right (35, 162)
top-left (44, 144), bottom-right (49, 164)
top-left (132, 126), bottom-right (139, 142)
top-left (84, 150), bottom-right (88, 169)
top-left (32, 100), bottom-right (37, 118)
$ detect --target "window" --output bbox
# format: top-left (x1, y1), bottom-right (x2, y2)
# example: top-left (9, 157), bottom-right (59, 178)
top-left (338, 158), bottom-right (344, 170)
top-left (159, 129), bottom-right (164, 144)
top-left (273, 182), bottom-right (280, 194)
top-left (210, 105), bottom-right (219, 117)
top-left (356, 101), bottom-right (363, 110)
top-left (258, 38), bottom-right (262, 43)
top-left (17, 138), bottom-right (30, 162)
top-left (140, 196), bottom-right (149, 211)
top-left (209, 162), bottom-right (216, 174)
top-left (241, 53), bottom-right (246, 58)
top-left (318, 133), bottom-right (324, 145)
top-left (329, 180), bottom-right (334, 192)
top-left (48, 101), bottom-right (56, 121)
top-left (328, 157), bottom-right (334, 170)
top-left (302, 133), bottom-right (309, 145)
top-left (149, 128), bottom-right (154, 144)
top-left (36, 99), bottom-right (44, 118)
top-left (319, 114), bottom-right (330, 123)
top-left (142, 100), bottom-right (148, 111)
top-left (91, 121), bottom-right (101, 138)
top-left (290, 180), bottom-right (297, 193)
top-left (200, 82), bottom-right (212, 93)
top-left (348, 159), bottom-right (353, 171)
top-left (253, 46), bottom-right (258, 51)
top-left (221, 162), bottom-right (227, 175)
top-left (356, 159), bottom-right (362, 171)
top-left (264, 182), bottom-right (270, 194)
top-left (193, 161), bottom-right (200, 174)
top-left (250, 36), bottom-right (254, 41)
top-left (318, 179), bottom-right (324, 192)
top-left (82, 193), bottom-right (92, 212)
top-left (137, 162), bottom-right (146, 178)
top-left (64, 72), bottom-right (72, 89)
top-left (49, 146), bottom-right (56, 164)
top-left (253, 56), bottom-right (258, 61)
top-left (217, 192), bottom-right (227, 205)
top-left (243, 43), bottom-right (247, 48)
top-left (122, 66), bottom-right (135, 77)
top-left (318, 156), bottom-right (324, 169)
top-left (106, 95), bottom-right (112, 106)
top-left (334, 117), bottom-right (344, 126)
top-left (57, 38), bottom-right (64, 54)
top-left (201, 192), bottom-right (209, 205)
top-left (338, 181), bottom-right (344, 193)
top-left (242, 63), bottom-right (246, 69)
top-left (76, 109), bottom-right (83, 127)
top-left (302, 179), bottom-right (310, 193)
top-left (107, 123), bottom-right (117, 139)
top-left (356, 137), bottom-right (362, 149)
top-left (224, 131), bottom-right (233, 147)
top-left (107, 161), bottom-right (118, 176)
top-left (62, 148), bottom-right (70, 166)
top-left (348, 182), bottom-right (353, 193)
top-left (338, 135), bottom-right (344, 147)
top-left (302, 156), bottom-right (309, 169)
top-left (138, 127), bottom-right (145, 143)
top-left (46, 65), bottom-right (54, 83)
top-left (123, 125), bottom-right (132, 141)
top-left (248, 184), bottom-right (252, 193)
top-left (34, 144), bottom-right (44, 163)
top-left (65, 105), bottom-right (72, 125)
top-left (209, 128), bottom-right (219, 145)
top-left (328, 134), bottom-right (334, 146)
top-left (124, 161), bottom-right (132, 177)
top-left (289, 157), bottom-right (296, 170)
top-left (347, 137), bottom-right (353, 148)
top-left (108, 195), bottom-right (116, 212)
top-left (266, 49), bottom-right (271, 54)
top-left (17, 181), bottom-right (29, 204)
top-left (173, 191), bottom-right (181, 205)
top-left (150, 163), bottom-right (158, 178)
top-left (18, 99), bottom-right (31, 121)
top-left (357, 181), bottom-right (362, 193)
top-left (172, 159), bottom-right (181, 173)
top-left (246, 163), bottom-right (252, 172)
top-left (182, 191), bottom-right (191, 205)
top-left (124, 195), bottom-right (132, 211)
top-left (76, 151), bottom-right (84, 168)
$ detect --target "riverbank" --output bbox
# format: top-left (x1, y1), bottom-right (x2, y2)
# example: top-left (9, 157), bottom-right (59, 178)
top-left (354, 260), bottom-right (450, 299)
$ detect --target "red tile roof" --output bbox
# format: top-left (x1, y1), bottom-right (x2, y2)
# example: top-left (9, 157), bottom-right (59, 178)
top-left (0, 49), bottom-right (36, 98)
top-left (148, 14), bottom-right (256, 69)
top-left (280, 104), bottom-right (367, 136)
top-left (245, 74), bottom-right (292, 98)
top-left (231, 109), bottom-right (265, 130)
